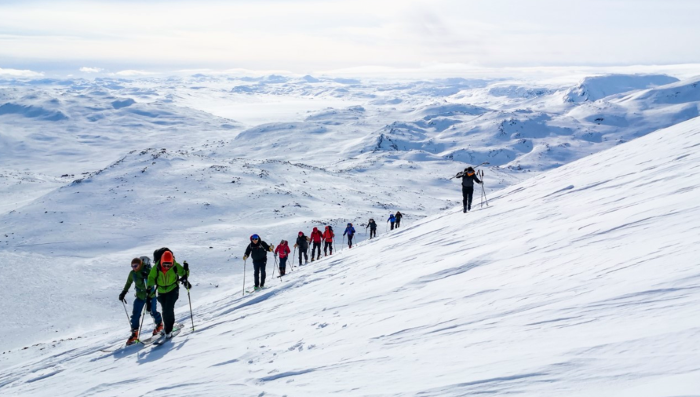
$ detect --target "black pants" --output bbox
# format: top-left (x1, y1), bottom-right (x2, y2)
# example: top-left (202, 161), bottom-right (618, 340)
top-left (157, 287), bottom-right (179, 334)
top-left (395, 219), bottom-right (401, 228)
top-left (311, 242), bottom-right (321, 259)
top-left (462, 186), bottom-right (474, 211)
top-left (253, 260), bottom-right (267, 287)
top-left (324, 241), bottom-right (333, 255)
top-left (390, 222), bottom-right (395, 230)
top-left (347, 235), bottom-right (354, 248)
top-left (279, 257), bottom-right (287, 276)
top-left (298, 247), bottom-right (308, 266)
top-left (369, 229), bottom-right (376, 238)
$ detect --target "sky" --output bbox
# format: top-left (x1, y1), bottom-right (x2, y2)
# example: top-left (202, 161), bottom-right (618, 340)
top-left (1, 0), bottom-right (700, 77)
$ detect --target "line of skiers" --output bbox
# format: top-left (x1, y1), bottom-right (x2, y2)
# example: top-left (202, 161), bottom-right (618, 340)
top-left (118, 248), bottom-right (190, 345)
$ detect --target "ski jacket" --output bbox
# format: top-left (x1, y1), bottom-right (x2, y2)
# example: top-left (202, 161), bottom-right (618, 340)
top-left (367, 220), bottom-right (377, 230)
top-left (388, 214), bottom-right (395, 223)
top-left (275, 243), bottom-right (291, 258)
top-left (323, 228), bottom-right (334, 242)
top-left (456, 171), bottom-right (482, 188)
top-left (296, 235), bottom-right (309, 250)
top-left (122, 266), bottom-right (153, 301)
top-left (343, 226), bottom-right (356, 237)
top-left (245, 240), bottom-right (271, 262)
top-left (147, 262), bottom-right (188, 295)
top-left (395, 212), bottom-right (402, 221)
top-left (310, 228), bottom-right (323, 243)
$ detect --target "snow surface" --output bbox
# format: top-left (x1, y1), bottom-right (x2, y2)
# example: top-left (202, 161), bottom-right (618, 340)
top-left (1, 109), bottom-right (699, 397)
top-left (1, 72), bottom-right (700, 395)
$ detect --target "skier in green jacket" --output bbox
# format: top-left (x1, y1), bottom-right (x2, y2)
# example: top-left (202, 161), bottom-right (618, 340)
top-left (119, 256), bottom-right (163, 345)
top-left (147, 249), bottom-right (190, 338)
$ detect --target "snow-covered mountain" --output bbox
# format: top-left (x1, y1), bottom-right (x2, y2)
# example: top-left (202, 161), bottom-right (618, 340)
top-left (1, 109), bottom-right (698, 396)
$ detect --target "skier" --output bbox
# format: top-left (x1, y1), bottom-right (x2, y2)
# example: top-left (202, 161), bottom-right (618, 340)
top-left (274, 240), bottom-right (291, 276)
top-left (455, 166), bottom-right (482, 213)
top-left (119, 256), bottom-right (163, 345)
top-left (343, 223), bottom-right (356, 248)
top-left (366, 218), bottom-right (377, 239)
top-left (310, 227), bottom-right (323, 262)
top-left (242, 234), bottom-right (274, 290)
top-left (395, 211), bottom-right (403, 228)
top-left (388, 213), bottom-right (396, 230)
top-left (147, 249), bottom-right (189, 338)
top-left (322, 225), bottom-right (334, 256)
top-left (294, 231), bottom-right (310, 266)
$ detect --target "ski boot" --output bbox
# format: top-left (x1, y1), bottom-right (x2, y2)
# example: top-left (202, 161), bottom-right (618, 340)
top-left (126, 330), bottom-right (139, 346)
top-left (153, 322), bottom-right (164, 336)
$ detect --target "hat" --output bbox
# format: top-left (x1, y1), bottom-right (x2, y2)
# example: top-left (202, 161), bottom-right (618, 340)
top-left (250, 234), bottom-right (260, 241)
top-left (161, 251), bottom-right (174, 265)
top-left (298, 231), bottom-right (303, 236)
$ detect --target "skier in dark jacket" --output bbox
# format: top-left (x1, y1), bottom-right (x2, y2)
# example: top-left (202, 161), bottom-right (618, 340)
top-left (119, 256), bottom-right (163, 345)
top-left (395, 211), bottom-right (403, 228)
top-left (366, 218), bottom-right (377, 239)
top-left (243, 234), bottom-right (274, 290)
top-left (387, 213), bottom-right (396, 230)
top-left (294, 231), bottom-right (310, 266)
top-left (343, 223), bottom-right (356, 248)
top-left (455, 166), bottom-right (482, 213)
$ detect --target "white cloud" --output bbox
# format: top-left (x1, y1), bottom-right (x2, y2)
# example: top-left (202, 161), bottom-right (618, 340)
top-left (114, 70), bottom-right (155, 76)
top-left (79, 67), bottom-right (103, 73)
top-left (0, 67), bottom-right (43, 77)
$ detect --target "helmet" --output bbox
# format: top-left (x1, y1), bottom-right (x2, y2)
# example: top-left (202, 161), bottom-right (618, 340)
top-left (250, 234), bottom-right (260, 241)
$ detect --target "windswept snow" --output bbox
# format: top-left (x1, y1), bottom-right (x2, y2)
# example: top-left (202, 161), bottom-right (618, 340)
top-left (1, 72), bottom-right (700, 395)
top-left (1, 111), bottom-right (699, 397)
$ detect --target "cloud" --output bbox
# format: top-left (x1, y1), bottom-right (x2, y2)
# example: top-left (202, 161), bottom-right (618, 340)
top-left (79, 67), bottom-right (103, 73)
top-left (114, 69), bottom-right (155, 76)
top-left (0, 67), bottom-right (43, 77)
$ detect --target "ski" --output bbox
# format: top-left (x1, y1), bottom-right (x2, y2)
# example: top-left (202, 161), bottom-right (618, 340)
top-left (151, 323), bottom-right (183, 346)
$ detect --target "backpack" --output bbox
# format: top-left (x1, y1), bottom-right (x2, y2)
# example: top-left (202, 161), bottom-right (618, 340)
top-left (139, 255), bottom-right (152, 275)
top-left (328, 225), bottom-right (334, 237)
top-left (153, 247), bottom-right (173, 266)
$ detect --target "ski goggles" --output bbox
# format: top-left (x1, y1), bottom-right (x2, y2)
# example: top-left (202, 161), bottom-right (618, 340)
top-left (162, 261), bottom-right (174, 268)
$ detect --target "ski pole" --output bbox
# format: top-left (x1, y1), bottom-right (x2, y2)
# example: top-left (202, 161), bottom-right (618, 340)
top-left (137, 298), bottom-right (147, 338)
top-left (272, 255), bottom-right (277, 278)
top-left (186, 284), bottom-right (195, 332)
top-left (122, 299), bottom-right (131, 329)
top-left (242, 258), bottom-right (247, 296)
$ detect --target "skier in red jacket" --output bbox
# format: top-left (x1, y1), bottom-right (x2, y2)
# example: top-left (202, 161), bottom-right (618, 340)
top-left (274, 240), bottom-right (291, 275)
top-left (310, 227), bottom-right (323, 262)
top-left (322, 225), bottom-right (334, 256)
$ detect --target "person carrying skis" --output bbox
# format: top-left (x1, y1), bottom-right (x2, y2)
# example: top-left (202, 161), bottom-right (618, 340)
top-left (119, 256), bottom-right (163, 345)
top-left (395, 211), bottom-right (403, 228)
top-left (274, 240), bottom-right (291, 276)
top-left (243, 234), bottom-right (273, 290)
top-left (455, 166), bottom-right (482, 213)
top-left (294, 231), bottom-right (310, 266)
top-left (387, 213), bottom-right (396, 230)
top-left (343, 223), bottom-right (356, 248)
top-left (310, 227), bottom-right (323, 262)
top-left (366, 218), bottom-right (377, 239)
top-left (322, 225), bottom-right (334, 256)
top-left (147, 249), bottom-right (189, 338)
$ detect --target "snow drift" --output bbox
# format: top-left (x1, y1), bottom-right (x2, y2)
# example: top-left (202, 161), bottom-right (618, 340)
top-left (1, 115), bottom-right (699, 396)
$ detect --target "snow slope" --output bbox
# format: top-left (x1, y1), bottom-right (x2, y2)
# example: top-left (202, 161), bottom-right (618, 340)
top-left (1, 116), bottom-right (698, 396)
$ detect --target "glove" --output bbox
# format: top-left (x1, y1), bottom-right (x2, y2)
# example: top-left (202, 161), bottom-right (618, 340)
top-left (294, 244), bottom-right (298, 248)
top-left (268, 246), bottom-right (274, 252)
top-left (183, 261), bottom-right (189, 271)
top-left (118, 291), bottom-right (127, 302)
top-left (146, 288), bottom-right (155, 299)
top-left (146, 298), bottom-right (152, 312)
top-left (243, 255), bottom-right (248, 261)
top-left (181, 279), bottom-right (192, 289)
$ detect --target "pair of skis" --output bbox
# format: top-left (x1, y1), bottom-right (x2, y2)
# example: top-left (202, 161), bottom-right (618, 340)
top-left (101, 323), bottom-right (184, 352)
